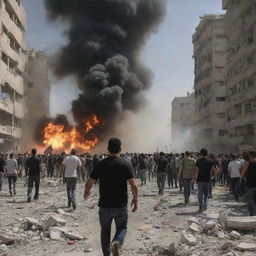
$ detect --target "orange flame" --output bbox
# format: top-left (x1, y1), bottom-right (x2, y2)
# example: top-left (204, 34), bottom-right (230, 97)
top-left (43, 114), bottom-right (101, 152)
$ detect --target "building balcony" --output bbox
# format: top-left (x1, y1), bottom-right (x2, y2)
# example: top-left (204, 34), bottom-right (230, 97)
top-left (228, 113), bottom-right (256, 128)
top-left (228, 87), bottom-right (256, 106)
top-left (14, 101), bottom-right (24, 119)
top-left (0, 34), bottom-right (20, 64)
top-left (0, 61), bottom-right (24, 95)
top-left (0, 98), bottom-right (14, 114)
top-left (6, 0), bottom-right (26, 28)
top-left (1, 10), bottom-right (25, 48)
top-left (0, 125), bottom-right (22, 138)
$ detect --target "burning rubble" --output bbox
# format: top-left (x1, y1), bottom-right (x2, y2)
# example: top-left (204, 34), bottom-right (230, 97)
top-left (35, 0), bottom-right (166, 152)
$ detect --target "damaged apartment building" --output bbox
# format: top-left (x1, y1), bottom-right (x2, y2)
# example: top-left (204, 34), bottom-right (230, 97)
top-left (172, 0), bottom-right (256, 153)
top-left (0, 0), bottom-right (26, 151)
top-left (0, 0), bottom-right (50, 152)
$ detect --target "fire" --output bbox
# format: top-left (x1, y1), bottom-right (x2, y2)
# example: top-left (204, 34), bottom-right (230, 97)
top-left (43, 114), bottom-right (101, 152)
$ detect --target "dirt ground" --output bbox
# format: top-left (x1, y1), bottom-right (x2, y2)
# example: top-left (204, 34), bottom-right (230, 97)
top-left (0, 178), bottom-right (255, 256)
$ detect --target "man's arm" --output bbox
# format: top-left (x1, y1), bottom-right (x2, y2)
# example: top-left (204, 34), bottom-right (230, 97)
top-left (240, 161), bottom-right (249, 181)
top-left (128, 178), bottom-right (138, 213)
top-left (84, 178), bottom-right (96, 200)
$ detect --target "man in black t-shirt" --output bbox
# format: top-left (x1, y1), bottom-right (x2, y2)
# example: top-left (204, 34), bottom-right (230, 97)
top-left (84, 138), bottom-right (138, 256)
top-left (196, 148), bottom-right (215, 212)
top-left (0, 154), bottom-right (6, 191)
top-left (156, 152), bottom-right (168, 195)
top-left (25, 149), bottom-right (41, 202)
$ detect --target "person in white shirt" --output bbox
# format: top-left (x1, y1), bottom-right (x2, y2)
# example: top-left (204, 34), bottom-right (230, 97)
top-left (228, 155), bottom-right (242, 201)
top-left (63, 149), bottom-right (82, 210)
top-left (6, 153), bottom-right (18, 196)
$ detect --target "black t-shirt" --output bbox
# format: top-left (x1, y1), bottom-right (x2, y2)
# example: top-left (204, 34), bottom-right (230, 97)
top-left (139, 158), bottom-right (146, 169)
top-left (26, 156), bottom-right (41, 176)
top-left (90, 156), bottom-right (134, 208)
top-left (157, 157), bottom-right (168, 173)
top-left (246, 162), bottom-right (256, 188)
top-left (0, 159), bottom-right (6, 173)
top-left (196, 157), bottom-right (213, 182)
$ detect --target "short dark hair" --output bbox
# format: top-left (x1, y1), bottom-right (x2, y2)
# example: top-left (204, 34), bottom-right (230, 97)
top-left (10, 153), bottom-right (14, 158)
top-left (160, 152), bottom-right (165, 157)
top-left (200, 148), bottom-right (208, 157)
top-left (249, 151), bottom-right (256, 159)
top-left (71, 149), bottom-right (76, 155)
top-left (31, 148), bottom-right (37, 155)
top-left (185, 151), bottom-right (190, 157)
top-left (108, 138), bottom-right (121, 154)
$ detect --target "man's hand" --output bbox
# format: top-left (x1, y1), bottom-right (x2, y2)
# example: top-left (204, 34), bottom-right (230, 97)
top-left (131, 200), bottom-right (138, 213)
top-left (84, 178), bottom-right (96, 201)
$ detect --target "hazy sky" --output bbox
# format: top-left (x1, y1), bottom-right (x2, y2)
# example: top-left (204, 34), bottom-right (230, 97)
top-left (22, 0), bottom-right (225, 152)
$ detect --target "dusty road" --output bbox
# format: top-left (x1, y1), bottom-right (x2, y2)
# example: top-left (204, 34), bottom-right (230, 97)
top-left (0, 178), bottom-right (255, 256)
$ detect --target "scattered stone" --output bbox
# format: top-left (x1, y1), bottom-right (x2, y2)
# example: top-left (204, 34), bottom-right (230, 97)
top-left (205, 213), bottom-right (219, 220)
top-left (25, 217), bottom-right (40, 226)
top-left (137, 224), bottom-right (153, 231)
top-left (0, 235), bottom-right (16, 245)
top-left (49, 229), bottom-right (62, 241)
top-left (204, 221), bottom-right (216, 231)
top-left (57, 209), bottom-right (65, 215)
top-left (189, 223), bottom-right (201, 233)
top-left (229, 230), bottom-right (241, 240)
top-left (64, 232), bottom-right (84, 241)
top-left (187, 217), bottom-right (200, 225)
top-left (226, 217), bottom-right (256, 231)
top-left (0, 244), bottom-right (8, 252)
top-left (221, 241), bottom-right (234, 250)
top-left (12, 227), bottom-right (20, 233)
top-left (181, 232), bottom-right (197, 246)
top-left (169, 242), bottom-right (176, 255)
top-left (236, 242), bottom-right (256, 251)
top-left (216, 231), bottom-right (226, 239)
top-left (43, 215), bottom-right (66, 231)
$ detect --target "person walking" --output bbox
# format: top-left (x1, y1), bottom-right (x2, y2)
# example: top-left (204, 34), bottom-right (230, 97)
top-left (6, 153), bottom-right (18, 196)
top-left (63, 149), bottom-right (81, 210)
top-left (138, 154), bottom-right (147, 186)
top-left (228, 155), bottom-right (242, 201)
top-left (25, 149), bottom-right (42, 202)
top-left (196, 149), bottom-right (216, 211)
top-left (156, 152), bottom-right (168, 196)
top-left (179, 151), bottom-right (196, 204)
top-left (84, 138), bottom-right (138, 256)
top-left (175, 154), bottom-right (183, 191)
top-left (0, 154), bottom-right (6, 191)
top-left (240, 151), bottom-right (256, 216)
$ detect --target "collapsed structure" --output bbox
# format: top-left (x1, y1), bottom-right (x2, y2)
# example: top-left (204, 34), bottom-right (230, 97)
top-left (172, 0), bottom-right (256, 153)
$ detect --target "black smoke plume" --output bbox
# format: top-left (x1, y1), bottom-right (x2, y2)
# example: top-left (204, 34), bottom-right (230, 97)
top-left (37, 0), bottom-right (166, 146)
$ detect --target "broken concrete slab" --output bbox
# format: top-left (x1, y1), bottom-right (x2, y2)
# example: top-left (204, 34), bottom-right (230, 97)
top-left (57, 209), bottom-right (65, 215)
top-left (229, 230), bottom-right (241, 240)
top-left (187, 217), bottom-right (200, 225)
top-left (181, 232), bottom-right (197, 246)
top-left (25, 217), bottom-right (40, 226)
top-left (64, 232), bottom-right (84, 241)
top-left (49, 229), bottom-right (62, 241)
top-left (189, 223), bottom-right (201, 233)
top-left (137, 224), bottom-right (153, 231)
top-left (236, 242), bottom-right (256, 251)
top-left (43, 215), bottom-right (66, 231)
top-left (0, 235), bottom-right (16, 245)
top-left (226, 216), bottom-right (256, 230)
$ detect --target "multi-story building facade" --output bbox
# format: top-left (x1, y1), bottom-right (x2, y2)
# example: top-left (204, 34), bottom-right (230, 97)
top-left (193, 14), bottom-right (228, 153)
top-left (22, 50), bottom-right (50, 152)
top-left (0, 0), bottom-right (27, 151)
top-left (223, 0), bottom-right (256, 153)
top-left (171, 93), bottom-right (196, 152)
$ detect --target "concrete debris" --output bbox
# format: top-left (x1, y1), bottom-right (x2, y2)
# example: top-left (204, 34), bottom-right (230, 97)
top-left (43, 215), bottom-right (66, 231)
top-left (64, 232), bottom-right (84, 241)
top-left (204, 221), bottom-right (216, 231)
top-left (221, 241), bottom-right (234, 250)
top-left (225, 217), bottom-right (256, 230)
top-left (57, 209), bottom-right (65, 215)
top-left (137, 224), bottom-right (153, 231)
top-left (187, 217), bottom-right (200, 225)
top-left (229, 230), bottom-right (241, 240)
top-left (181, 232), bottom-right (197, 246)
top-left (236, 242), bottom-right (256, 251)
top-left (0, 235), bottom-right (16, 245)
top-left (189, 223), bottom-right (201, 233)
top-left (25, 217), bottom-right (40, 226)
top-left (49, 229), bottom-right (62, 241)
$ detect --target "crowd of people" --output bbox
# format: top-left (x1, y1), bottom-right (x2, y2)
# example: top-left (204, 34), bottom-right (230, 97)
top-left (0, 141), bottom-right (256, 255)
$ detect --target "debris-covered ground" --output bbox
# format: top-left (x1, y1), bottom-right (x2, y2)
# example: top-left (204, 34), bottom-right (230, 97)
top-left (0, 178), bottom-right (256, 256)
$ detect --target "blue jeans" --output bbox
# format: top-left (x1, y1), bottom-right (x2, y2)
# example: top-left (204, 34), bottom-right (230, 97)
top-left (99, 207), bottom-right (128, 256)
top-left (246, 187), bottom-right (256, 216)
top-left (183, 178), bottom-right (192, 203)
top-left (197, 182), bottom-right (210, 207)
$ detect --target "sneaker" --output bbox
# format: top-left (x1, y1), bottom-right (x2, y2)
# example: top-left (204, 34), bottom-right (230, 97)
top-left (112, 241), bottom-right (120, 256)
top-left (27, 196), bottom-right (31, 203)
top-left (199, 206), bottom-right (203, 212)
top-left (34, 196), bottom-right (39, 200)
top-left (13, 190), bottom-right (16, 195)
top-left (67, 202), bottom-right (71, 208)
top-left (10, 191), bottom-right (13, 197)
top-left (72, 201), bottom-right (76, 210)
top-left (203, 205), bottom-right (207, 211)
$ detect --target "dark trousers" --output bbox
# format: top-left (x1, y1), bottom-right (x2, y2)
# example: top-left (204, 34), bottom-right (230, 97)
top-left (28, 175), bottom-right (40, 199)
top-left (183, 178), bottom-right (192, 202)
top-left (168, 168), bottom-right (178, 188)
top-left (230, 177), bottom-right (240, 200)
top-left (246, 187), bottom-right (256, 216)
top-left (47, 166), bottom-right (54, 177)
top-left (99, 207), bottom-right (128, 256)
top-left (8, 176), bottom-right (17, 192)
top-left (66, 177), bottom-right (77, 204)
